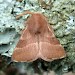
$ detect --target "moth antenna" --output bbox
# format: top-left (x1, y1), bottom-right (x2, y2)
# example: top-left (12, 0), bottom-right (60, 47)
top-left (16, 10), bottom-right (34, 19)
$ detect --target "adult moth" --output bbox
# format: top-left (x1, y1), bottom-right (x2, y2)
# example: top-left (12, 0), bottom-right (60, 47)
top-left (12, 11), bottom-right (66, 62)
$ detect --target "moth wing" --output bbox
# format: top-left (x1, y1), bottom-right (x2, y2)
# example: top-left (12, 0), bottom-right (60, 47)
top-left (40, 25), bottom-right (66, 61)
top-left (12, 29), bottom-right (39, 62)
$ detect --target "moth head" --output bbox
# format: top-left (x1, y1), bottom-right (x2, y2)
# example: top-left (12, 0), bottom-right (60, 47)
top-left (16, 11), bottom-right (48, 34)
top-left (26, 13), bottom-right (48, 34)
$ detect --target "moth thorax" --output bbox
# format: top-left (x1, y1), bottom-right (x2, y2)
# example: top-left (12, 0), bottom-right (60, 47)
top-left (28, 23), bottom-right (42, 34)
top-left (35, 31), bottom-right (41, 34)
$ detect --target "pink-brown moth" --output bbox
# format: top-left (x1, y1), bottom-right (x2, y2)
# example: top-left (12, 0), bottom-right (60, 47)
top-left (12, 11), bottom-right (66, 62)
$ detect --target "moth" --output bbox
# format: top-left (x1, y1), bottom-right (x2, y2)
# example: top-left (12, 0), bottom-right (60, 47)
top-left (12, 11), bottom-right (66, 62)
